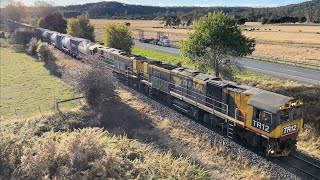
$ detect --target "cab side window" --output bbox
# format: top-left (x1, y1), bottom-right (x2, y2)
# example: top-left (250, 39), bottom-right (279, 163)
top-left (254, 109), bottom-right (272, 124)
top-left (260, 111), bottom-right (272, 124)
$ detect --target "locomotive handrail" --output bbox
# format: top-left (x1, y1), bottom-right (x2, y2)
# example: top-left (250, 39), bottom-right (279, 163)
top-left (168, 81), bottom-right (228, 114)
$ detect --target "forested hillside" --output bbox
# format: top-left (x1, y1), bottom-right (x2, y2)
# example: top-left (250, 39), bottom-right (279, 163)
top-left (60, 0), bottom-right (320, 23)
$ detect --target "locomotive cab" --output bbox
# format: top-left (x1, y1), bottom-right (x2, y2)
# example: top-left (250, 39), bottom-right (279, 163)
top-left (247, 91), bottom-right (303, 157)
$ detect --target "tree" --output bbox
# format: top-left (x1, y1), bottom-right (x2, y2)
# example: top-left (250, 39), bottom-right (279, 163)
top-left (38, 12), bottom-right (67, 33)
top-left (67, 13), bottom-right (95, 42)
top-left (164, 18), bottom-right (172, 27)
top-left (298, 17), bottom-right (307, 23)
top-left (180, 12), bottom-right (255, 78)
top-left (261, 17), bottom-right (268, 24)
top-left (103, 23), bottom-right (134, 52)
top-left (32, 0), bottom-right (55, 19)
top-left (173, 18), bottom-right (181, 27)
top-left (237, 18), bottom-right (247, 25)
top-left (2, 1), bottom-right (27, 31)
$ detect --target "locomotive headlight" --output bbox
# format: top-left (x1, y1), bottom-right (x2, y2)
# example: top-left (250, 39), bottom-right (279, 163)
top-left (291, 102), bottom-right (296, 106)
top-left (279, 107), bottom-right (282, 110)
top-left (271, 150), bottom-right (275, 154)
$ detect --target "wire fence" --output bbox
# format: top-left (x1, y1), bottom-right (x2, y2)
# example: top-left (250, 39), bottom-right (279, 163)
top-left (249, 55), bottom-right (320, 69)
top-left (0, 97), bottom-right (84, 121)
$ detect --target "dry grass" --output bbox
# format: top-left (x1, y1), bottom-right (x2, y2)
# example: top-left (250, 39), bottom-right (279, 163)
top-left (297, 125), bottom-right (320, 159)
top-left (92, 19), bottom-right (320, 62)
top-left (252, 44), bottom-right (320, 63)
top-left (245, 22), bottom-right (320, 33)
top-left (244, 31), bottom-right (320, 44)
top-left (91, 19), bottom-right (188, 42)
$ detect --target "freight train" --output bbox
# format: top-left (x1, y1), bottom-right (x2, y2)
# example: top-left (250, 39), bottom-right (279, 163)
top-left (14, 21), bottom-right (304, 157)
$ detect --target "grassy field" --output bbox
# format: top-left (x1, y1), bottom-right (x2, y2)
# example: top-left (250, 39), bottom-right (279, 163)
top-left (0, 39), bottom-right (79, 120)
top-left (92, 19), bottom-right (320, 64)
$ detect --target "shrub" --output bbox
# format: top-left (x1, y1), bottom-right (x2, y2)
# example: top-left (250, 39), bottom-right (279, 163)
top-left (37, 43), bottom-right (56, 62)
top-left (13, 128), bottom-right (208, 179)
top-left (63, 55), bottom-right (116, 110)
top-left (26, 37), bottom-right (38, 55)
top-left (0, 31), bottom-right (5, 38)
top-left (15, 128), bottom-right (120, 179)
top-left (0, 118), bottom-right (40, 178)
top-left (11, 30), bottom-right (34, 46)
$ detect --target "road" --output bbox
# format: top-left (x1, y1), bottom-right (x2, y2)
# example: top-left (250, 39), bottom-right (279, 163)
top-left (133, 40), bottom-right (320, 85)
top-left (96, 33), bottom-right (320, 85)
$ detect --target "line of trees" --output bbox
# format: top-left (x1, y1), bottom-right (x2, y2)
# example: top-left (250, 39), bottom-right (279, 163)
top-left (261, 16), bottom-right (307, 24)
top-left (59, 1), bottom-right (320, 24)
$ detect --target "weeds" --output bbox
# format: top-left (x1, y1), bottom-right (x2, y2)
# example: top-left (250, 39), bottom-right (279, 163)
top-left (37, 43), bottom-right (56, 62)
top-left (26, 37), bottom-right (39, 55)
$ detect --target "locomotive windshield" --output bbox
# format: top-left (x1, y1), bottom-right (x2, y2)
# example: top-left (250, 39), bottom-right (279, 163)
top-left (279, 107), bottom-right (303, 124)
top-left (292, 107), bottom-right (303, 120)
top-left (279, 109), bottom-right (290, 123)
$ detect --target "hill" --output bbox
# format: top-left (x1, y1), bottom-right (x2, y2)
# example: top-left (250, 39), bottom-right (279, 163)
top-left (60, 0), bottom-right (320, 22)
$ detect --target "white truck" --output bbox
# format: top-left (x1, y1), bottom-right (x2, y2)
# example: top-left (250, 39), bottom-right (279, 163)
top-left (138, 30), bottom-right (171, 47)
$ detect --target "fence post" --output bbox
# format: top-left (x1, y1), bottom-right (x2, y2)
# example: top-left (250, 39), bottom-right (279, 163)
top-left (14, 108), bottom-right (21, 119)
top-left (53, 98), bottom-right (57, 113)
top-left (14, 109), bottom-right (18, 118)
top-left (38, 104), bottom-right (43, 117)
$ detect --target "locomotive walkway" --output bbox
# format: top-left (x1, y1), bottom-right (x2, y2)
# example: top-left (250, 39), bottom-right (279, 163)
top-left (95, 32), bottom-right (320, 85)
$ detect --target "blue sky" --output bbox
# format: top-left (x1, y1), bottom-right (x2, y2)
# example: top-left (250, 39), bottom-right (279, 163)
top-left (8, 0), bottom-right (308, 7)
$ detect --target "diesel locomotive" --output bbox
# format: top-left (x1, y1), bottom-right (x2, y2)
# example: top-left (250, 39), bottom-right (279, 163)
top-left (15, 21), bottom-right (304, 157)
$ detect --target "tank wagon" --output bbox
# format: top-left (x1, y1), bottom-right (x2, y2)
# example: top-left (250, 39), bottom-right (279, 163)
top-left (69, 37), bottom-right (91, 58)
top-left (15, 21), bottom-right (304, 157)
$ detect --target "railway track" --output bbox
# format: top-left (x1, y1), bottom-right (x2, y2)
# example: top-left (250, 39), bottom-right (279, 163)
top-left (276, 152), bottom-right (320, 180)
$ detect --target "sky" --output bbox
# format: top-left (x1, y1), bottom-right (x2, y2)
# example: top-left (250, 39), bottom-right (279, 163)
top-left (2, 0), bottom-right (308, 7)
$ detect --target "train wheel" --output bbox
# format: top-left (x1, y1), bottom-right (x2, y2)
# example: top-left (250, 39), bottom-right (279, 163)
top-left (166, 95), bottom-right (173, 107)
top-left (203, 113), bottom-right (210, 124)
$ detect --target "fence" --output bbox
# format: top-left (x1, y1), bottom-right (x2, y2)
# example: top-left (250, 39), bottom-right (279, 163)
top-left (249, 55), bottom-right (320, 70)
top-left (0, 97), bottom-right (84, 121)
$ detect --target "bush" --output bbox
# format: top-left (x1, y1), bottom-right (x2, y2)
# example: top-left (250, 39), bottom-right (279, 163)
top-left (37, 43), bottom-right (56, 62)
top-left (0, 118), bottom-right (39, 178)
top-left (0, 31), bottom-right (5, 38)
top-left (14, 128), bottom-right (120, 179)
top-left (26, 38), bottom-right (39, 55)
top-left (63, 55), bottom-right (116, 110)
top-left (13, 128), bottom-right (208, 179)
top-left (11, 30), bottom-right (34, 46)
